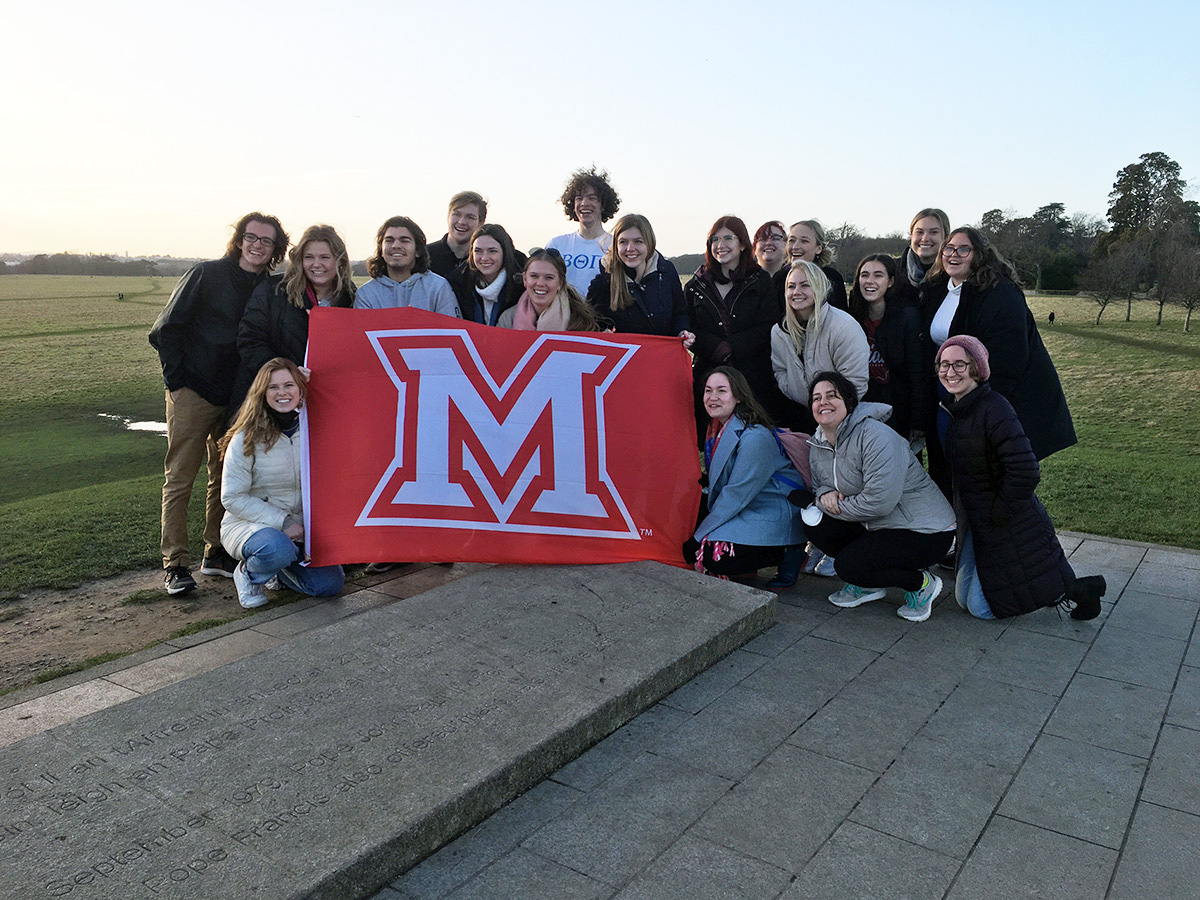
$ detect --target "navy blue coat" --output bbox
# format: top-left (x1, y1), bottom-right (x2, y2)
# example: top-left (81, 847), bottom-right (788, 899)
top-left (942, 384), bottom-right (1074, 617)
top-left (587, 254), bottom-right (689, 336)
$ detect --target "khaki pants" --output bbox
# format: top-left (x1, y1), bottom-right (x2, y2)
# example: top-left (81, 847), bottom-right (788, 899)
top-left (161, 388), bottom-right (228, 568)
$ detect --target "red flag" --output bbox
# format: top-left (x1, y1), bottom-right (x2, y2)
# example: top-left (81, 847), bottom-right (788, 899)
top-left (302, 307), bottom-right (701, 567)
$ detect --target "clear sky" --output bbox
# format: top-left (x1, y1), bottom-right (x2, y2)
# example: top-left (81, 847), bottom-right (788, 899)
top-left (3, 0), bottom-right (1197, 262)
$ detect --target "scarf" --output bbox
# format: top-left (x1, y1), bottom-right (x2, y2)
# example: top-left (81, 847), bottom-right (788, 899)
top-left (513, 289), bottom-right (572, 331)
top-left (267, 407), bottom-right (299, 434)
top-left (476, 270), bottom-right (507, 323)
top-left (906, 250), bottom-right (929, 288)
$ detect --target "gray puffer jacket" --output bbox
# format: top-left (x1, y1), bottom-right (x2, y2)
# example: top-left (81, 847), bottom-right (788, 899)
top-left (808, 402), bottom-right (954, 534)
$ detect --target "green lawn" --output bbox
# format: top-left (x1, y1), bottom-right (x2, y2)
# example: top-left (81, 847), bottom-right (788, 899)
top-left (0, 275), bottom-right (1196, 597)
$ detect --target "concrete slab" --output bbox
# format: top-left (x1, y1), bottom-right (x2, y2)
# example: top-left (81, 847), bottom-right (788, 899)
top-left (946, 816), bottom-right (1117, 900)
top-left (1069, 539), bottom-right (1145, 571)
top-left (519, 751), bottom-right (732, 884)
top-left (610, 832), bottom-right (790, 900)
top-left (1141, 723), bottom-right (1200, 816)
top-left (997, 733), bottom-right (1145, 849)
top-left (1078, 624), bottom-right (1186, 690)
top-left (0, 562), bottom-right (771, 900)
top-left (0, 679), bottom-right (141, 748)
top-left (1125, 562), bottom-right (1200, 602)
top-left (1044, 673), bottom-right (1170, 758)
top-left (1102, 590), bottom-right (1198, 640)
top-left (782, 821), bottom-right (960, 900)
top-left (1109, 802), bottom-right (1200, 900)
top-left (1166, 665), bottom-right (1200, 730)
top-left (1142, 546), bottom-right (1200, 570)
top-left (689, 744), bottom-right (875, 872)
top-left (970, 628), bottom-right (1088, 696)
top-left (104, 628), bottom-right (285, 693)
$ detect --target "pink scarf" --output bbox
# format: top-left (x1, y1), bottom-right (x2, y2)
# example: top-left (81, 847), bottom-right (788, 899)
top-left (513, 289), bottom-right (572, 331)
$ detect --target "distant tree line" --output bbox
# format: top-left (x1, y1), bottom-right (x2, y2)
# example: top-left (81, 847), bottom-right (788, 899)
top-left (0, 253), bottom-right (162, 276)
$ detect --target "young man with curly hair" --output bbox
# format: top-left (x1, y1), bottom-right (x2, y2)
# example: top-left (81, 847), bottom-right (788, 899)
top-left (545, 166), bottom-right (620, 294)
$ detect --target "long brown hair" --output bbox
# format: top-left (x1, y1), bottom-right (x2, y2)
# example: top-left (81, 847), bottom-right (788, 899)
top-left (704, 215), bottom-right (757, 284)
top-left (605, 213), bottom-right (656, 312)
top-left (927, 226), bottom-right (1021, 291)
top-left (705, 365), bottom-right (775, 429)
top-left (220, 358), bottom-right (307, 458)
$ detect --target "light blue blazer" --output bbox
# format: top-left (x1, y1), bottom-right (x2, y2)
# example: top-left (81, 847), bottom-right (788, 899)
top-left (695, 416), bottom-right (805, 546)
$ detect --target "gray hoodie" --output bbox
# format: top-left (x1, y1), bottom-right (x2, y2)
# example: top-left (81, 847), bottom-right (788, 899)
top-left (808, 402), bottom-right (954, 534)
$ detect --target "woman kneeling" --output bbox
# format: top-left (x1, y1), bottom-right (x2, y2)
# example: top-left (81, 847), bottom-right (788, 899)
top-left (688, 367), bottom-right (804, 580)
top-left (220, 358), bottom-right (345, 609)
top-left (936, 336), bottom-right (1105, 620)
top-left (806, 372), bottom-right (955, 622)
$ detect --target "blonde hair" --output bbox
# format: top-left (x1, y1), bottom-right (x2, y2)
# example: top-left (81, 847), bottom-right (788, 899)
top-left (789, 219), bottom-right (835, 266)
top-left (605, 214), bottom-right (656, 312)
top-left (220, 358), bottom-right (307, 458)
top-left (283, 224), bottom-right (354, 309)
top-left (782, 261), bottom-right (832, 357)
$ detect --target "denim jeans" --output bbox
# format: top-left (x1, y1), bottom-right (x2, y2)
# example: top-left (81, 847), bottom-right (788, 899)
top-left (955, 530), bottom-right (995, 619)
top-left (239, 528), bottom-right (344, 597)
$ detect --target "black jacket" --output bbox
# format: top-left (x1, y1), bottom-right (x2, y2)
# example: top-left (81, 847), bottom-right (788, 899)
top-left (148, 256), bottom-right (265, 405)
top-left (448, 264), bottom-right (524, 326)
top-left (942, 384), bottom-right (1074, 617)
top-left (228, 275), bottom-right (312, 414)
top-left (427, 236), bottom-right (466, 278)
top-left (860, 301), bottom-right (929, 439)
top-left (920, 276), bottom-right (1075, 460)
top-left (686, 266), bottom-right (778, 395)
top-left (587, 255), bottom-right (689, 336)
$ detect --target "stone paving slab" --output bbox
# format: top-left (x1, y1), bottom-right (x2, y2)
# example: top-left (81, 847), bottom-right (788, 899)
top-left (1, 562), bottom-right (772, 900)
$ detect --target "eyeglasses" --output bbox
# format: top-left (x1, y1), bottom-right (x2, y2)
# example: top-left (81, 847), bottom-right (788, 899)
top-left (758, 233), bottom-right (786, 244)
top-left (709, 234), bottom-right (739, 245)
top-left (942, 244), bottom-right (973, 257)
top-left (937, 360), bottom-right (970, 373)
top-left (242, 233), bottom-right (277, 248)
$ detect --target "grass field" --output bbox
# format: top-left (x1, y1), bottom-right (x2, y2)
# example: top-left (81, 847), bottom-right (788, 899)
top-left (0, 275), bottom-right (1197, 597)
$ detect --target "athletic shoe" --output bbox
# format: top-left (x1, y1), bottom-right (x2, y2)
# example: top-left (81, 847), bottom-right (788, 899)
top-left (365, 562), bottom-right (405, 574)
top-left (234, 562), bottom-right (268, 609)
top-left (802, 544), bottom-right (822, 575)
top-left (164, 566), bottom-right (196, 595)
top-left (814, 553), bottom-right (837, 578)
top-left (200, 549), bottom-right (237, 579)
top-left (264, 576), bottom-right (281, 591)
top-left (898, 571), bottom-right (942, 622)
top-left (828, 584), bottom-right (887, 608)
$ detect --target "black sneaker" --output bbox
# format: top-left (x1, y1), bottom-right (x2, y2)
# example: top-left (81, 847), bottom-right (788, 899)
top-left (164, 566), bottom-right (197, 595)
top-left (200, 549), bottom-right (237, 578)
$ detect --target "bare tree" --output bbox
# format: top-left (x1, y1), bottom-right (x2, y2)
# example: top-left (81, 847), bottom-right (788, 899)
top-left (1079, 234), bottom-right (1152, 324)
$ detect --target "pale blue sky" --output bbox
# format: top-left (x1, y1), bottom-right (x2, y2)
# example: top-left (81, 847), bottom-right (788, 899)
top-left (4, 0), bottom-right (1196, 261)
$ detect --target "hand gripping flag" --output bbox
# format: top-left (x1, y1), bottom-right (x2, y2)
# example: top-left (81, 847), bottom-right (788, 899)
top-left (302, 307), bottom-right (701, 566)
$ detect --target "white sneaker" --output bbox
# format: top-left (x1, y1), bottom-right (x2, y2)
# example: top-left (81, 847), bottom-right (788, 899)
top-left (898, 571), bottom-right (942, 622)
top-left (828, 584), bottom-right (888, 608)
top-left (814, 554), bottom-right (837, 578)
top-left (234, 562), bottom-right (268, 609)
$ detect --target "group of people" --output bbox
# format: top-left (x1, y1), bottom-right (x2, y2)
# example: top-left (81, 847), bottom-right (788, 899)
top-left (149, 167), bottom-right (1105, 622)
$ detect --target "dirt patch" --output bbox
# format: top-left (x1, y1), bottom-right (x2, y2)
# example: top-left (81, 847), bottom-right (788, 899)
top-left (0, 569), bottom-right (249, 692)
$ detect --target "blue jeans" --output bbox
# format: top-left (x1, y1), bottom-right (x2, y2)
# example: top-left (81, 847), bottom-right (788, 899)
top-left (239, 528), bottom-right (344, 597)
top-left (955, 530), bottom-right (995, 619)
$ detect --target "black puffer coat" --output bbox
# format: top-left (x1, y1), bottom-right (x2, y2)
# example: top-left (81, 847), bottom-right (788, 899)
top-left (921, 276), bottom-right (1075, 459)
top-left (942, 383), bottom-right (1074, 617)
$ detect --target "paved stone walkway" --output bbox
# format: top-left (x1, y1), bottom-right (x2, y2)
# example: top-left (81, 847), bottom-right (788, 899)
top-left (368, 534), bottom-right (1200, 900)
top-left (3, 535), bottom-right (1197, 899)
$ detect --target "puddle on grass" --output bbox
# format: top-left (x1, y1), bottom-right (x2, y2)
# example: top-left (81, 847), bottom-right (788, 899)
top-left (98, 413), bottom-right (168, 436)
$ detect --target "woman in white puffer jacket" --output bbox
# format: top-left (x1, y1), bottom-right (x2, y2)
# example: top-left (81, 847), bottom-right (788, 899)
top-left (219, 358), bottom-right (344, 609)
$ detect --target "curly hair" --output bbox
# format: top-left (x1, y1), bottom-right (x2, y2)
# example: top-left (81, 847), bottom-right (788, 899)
top-left (226, 212), bottom-right (288, 270)
top-left (558, 166), bottom-right (620, 223)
